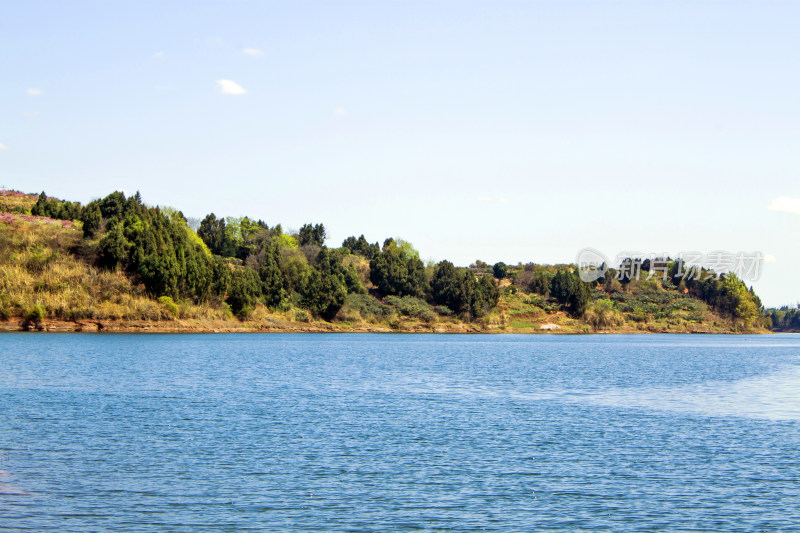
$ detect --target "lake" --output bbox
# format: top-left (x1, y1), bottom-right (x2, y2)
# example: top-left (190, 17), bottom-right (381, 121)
top-left (1, 333), bottom-right (799, 531)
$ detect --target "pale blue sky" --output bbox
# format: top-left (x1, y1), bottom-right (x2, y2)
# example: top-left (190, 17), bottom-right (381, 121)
top-left (2, 1), bottom-right (799, 306)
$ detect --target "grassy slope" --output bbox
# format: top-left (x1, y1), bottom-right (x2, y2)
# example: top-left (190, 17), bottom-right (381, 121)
top-left (488, 285), bottom-right (738, 334)
top-left (0, 190), bottom-right (766, 333)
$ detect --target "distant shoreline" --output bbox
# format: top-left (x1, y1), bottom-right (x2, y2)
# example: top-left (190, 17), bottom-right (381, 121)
top-left (1, 189), bottom-right (772, 337)
top-left (0, 317), bottom-right (770, 335)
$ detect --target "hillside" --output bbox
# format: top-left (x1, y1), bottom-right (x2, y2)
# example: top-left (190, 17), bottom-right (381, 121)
top-left (0, 189), bottom-right (769, 333)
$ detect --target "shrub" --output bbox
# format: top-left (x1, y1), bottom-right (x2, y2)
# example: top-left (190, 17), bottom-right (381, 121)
top-left (343, 293), bottom-right (392, 321)
top-left (25, 246), bottom-right (57, 274)
top-left (385, 295), bottom-right (437, 323)
top-left (523, 295), bottom-right (545, 307)
top-left (293, 308), bottom-right (311, 322)
top-left (434, 305), bottom-right (453, 316)
top-left (335, 306), bottom-right (361, 323)
top-left (248, 305), bottom-right (273, 323)
top-left (157, 296), bottom-right (179, 317)
top-left (237, 305), bottom-right (254, 321)
top-left (584, 299), bottom-right (622, 330)
top-left (26, 304), bottom-right (45, 322)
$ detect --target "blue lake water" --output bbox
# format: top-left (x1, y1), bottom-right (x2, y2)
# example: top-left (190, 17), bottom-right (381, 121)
top-left (1, 333), bottom-right (800, 531)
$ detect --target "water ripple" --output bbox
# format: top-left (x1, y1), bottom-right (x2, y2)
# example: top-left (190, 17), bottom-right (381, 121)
top-left (1, 333), bottom-right (799, 531)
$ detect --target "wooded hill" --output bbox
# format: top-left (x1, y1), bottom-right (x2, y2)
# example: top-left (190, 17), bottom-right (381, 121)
top-left (0, 189), bottom-right (770, 333)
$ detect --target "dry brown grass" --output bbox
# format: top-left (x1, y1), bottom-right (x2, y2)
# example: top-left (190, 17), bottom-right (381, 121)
top-left (0, 200), bottom-right (761, 333)
top-left (0, 190), bottom-right (38, 214)
top-left (343, 255), bottom-right (372, 288)
top-left (0, 216), bottom-right (228, 322)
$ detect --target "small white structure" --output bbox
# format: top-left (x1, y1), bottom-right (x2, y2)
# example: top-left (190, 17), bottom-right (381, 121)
top-left (540, 323), bottom-right (561, 330)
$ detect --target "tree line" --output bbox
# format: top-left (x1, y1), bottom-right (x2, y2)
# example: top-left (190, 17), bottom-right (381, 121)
top-left (29, 190), bottom-right (504, 321)
top-left (493, 256), bottom-right (764, 327)
top-left (765, 307), bottom-right (800, 331)
top-left (25, 189), bottom-right (767, 328)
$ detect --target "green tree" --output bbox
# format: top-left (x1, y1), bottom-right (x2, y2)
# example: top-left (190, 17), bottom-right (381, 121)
top-left (227, 268), bottom-right (262, 319)
top-left (550, 269), bottom-right (590, 317)
top-left (299, 223), bottom-right (326, 246)
top-left (184, 249), bottom-right (213, 301)
top-left (30, 192), bottom-right (49, 216)
top-left (80, 203), bottom-right (103, 237)
top-left (139, 252), bottom-right (181, 298)
top-left (369, 241), bottom-right (426, 297)
top-left (198, 213), bottom-right (226, 255)
top-left (550, 270), bottom-right (574, 305)
top-left (300, 267), bottom-right (346, 320)
top-left (99, 221), bottom-right (131, 269)
top-left (431, 261), bottom-right (500, 318)
top-left (280, 251), bottom-right (309, 294)
top-left (714, 274), bottom-right (761, 328)
top-left (569, 273), bottom-right (591, 316)
top-left (342, 235), bottom-right (380, 259)
top-left (475, 275), bottom-right (500, 315)
top-left (431, 260), bottom-right (463, 312)
top-left (316, 248), bottom-right (364, 295)
top-left (211, 257), bottom-right (232, 295)
top-left (492, 262), bottom-right (508, 279)
top-left (85, 191), bottom-right (217, 303)
top-left (529, 271), bottom-right (553, 297)
top-left (31, 191), bottom-right (82, 220)
top-left (258, 243), bottom-right (287, 307)
top-left (222, 217), bottom-right (245, 257)
top-left (99, 191), bottom-right (127, 219)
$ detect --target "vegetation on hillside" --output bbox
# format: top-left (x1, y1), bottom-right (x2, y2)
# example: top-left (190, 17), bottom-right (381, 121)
top-left (764, 307), bottom-right (800, 332)
top-left (0, 189), bottom-right (769, 333)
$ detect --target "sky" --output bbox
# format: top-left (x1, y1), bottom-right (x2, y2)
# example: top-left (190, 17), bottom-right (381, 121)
top-left (1, 0), bottom-right (799, 307)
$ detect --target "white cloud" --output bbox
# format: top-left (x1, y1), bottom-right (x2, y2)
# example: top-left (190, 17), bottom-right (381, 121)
top-left (242, 48), bottom-right (262, 57)
top-left (27, 88), bottom-right (44, 96)
top-left (153, 51), bottom-right (165, 59)
top-left (765, 254), bottom-right (777, 263)
top-left (0, 142), bottom-right (9, 150)
top-left (333, 106), bottom-right (349, 116)
top-left (477, 195), bottom-right (509, 204)
top-left (768, 196), bottom-right (800, 214)
top-left (215, 79), bottom-right (248, 95)
top-left (23, 111), bottom-right (38, 117)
